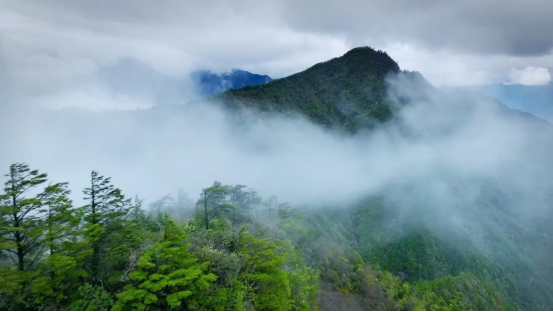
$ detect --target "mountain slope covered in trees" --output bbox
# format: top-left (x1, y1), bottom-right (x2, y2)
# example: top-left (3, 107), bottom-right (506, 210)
top-left (215, 47), bottom-right (410, 131)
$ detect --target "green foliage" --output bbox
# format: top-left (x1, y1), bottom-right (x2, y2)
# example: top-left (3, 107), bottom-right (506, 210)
top-left (349, 194), bottom-right (553, 310)
top-left (0, 163), bottom-right (51, 271)
top-left (217, 47), bottom-right (401, 130)
top-left (0, 164), bottom-right (88, 310)
top-left (236, 227), bottom-right (291, 310)
top-left (112, 215), bottom-right (216, 310)
top-left (1, 164), bottom-right (552, 311)
top-left (198, 181), bottom-right (232, 231)
top-left (83, 170), bottom-right (132, 283)
top-left (83, 170), bottom-right (131, 226)
top-left (398, 272), bottom-right (511, 311)
top-left (198, 182), bottom-right (261, 231)
top-left (0, 268), bottom-right (32, 309)
top-left (32, 184), bottom-right (89, 308)
top-left (281, 243), bottom-right (319, 310)
top-left (69, 283), bottom-right (114, 311)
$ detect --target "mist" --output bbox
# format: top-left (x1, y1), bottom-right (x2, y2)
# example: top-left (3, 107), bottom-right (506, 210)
top-left (1, 74), bottom-right (551, 216)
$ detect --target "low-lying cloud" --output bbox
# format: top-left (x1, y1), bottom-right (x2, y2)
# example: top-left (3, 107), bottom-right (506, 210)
top-left (1, 76), bottom-right (551, 214)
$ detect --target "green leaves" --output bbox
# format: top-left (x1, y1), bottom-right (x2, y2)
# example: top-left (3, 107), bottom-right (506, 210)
top-left (234, 226), bottom-right (292, 310)
top-left (0, 165), bottom-right (531, 311)
top-left (217, 47), bottom-right (400, 131)
top-left (83, 170), bottom-right (131, 226)
top-left (68, 283), bottom-right (114, 311)
top-left (83, 170), bottom-right (132, 283)
top-left (0, 163), bottom-right (69, 273)
top-left (113, 216), bottom-right (216, 310)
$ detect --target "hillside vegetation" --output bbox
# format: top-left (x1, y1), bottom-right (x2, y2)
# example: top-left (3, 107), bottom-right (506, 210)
top-left (216, 47), bottom-right (403, 131)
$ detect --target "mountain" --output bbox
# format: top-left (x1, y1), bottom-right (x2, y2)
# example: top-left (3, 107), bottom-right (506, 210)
top-left (208, 47), bottom-right (553, 309)
top-left (216, 47), bottom-right (408, 131)
top-left (192, 69), bottom-right (272, 97)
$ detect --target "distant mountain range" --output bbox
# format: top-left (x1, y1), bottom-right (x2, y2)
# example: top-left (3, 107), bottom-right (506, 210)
top-left (191, 69), bottom-right (272, 97)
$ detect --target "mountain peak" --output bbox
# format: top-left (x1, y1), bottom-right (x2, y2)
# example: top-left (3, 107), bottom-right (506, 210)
top-left (192, 69), bottom-right (272, 97)
top-left (216, 47), bottom-right (403, 130)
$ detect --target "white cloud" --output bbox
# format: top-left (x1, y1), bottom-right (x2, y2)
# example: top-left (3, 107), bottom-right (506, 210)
top-left (507, 66), bottom-right (551, 86)
top-left (2, 0), bottom-right (553, 111)
top-left (0, 75), bottom-right (551, 210)
top-left (383, 43), bottom-right (498, 86)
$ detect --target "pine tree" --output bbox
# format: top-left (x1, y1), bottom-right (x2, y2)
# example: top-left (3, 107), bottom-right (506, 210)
top-left (83, 170), bottom-right (131, 283)
top-left (42, 183), bottom-right (81, 256)
top-left (31, 183), bottom-right (89, 308)
top-left (199, 181), bottom-right (232, 231)
top-left (0, 163), bottom-right (49, 272)
top-left (0, 163), bottom-right (79, 309)
top-left (115, 196), bottom-right (160, 285)
top-left (113, 214), bottom-right (217, 310)
top-left (236, 226), bottom-right (291, 310)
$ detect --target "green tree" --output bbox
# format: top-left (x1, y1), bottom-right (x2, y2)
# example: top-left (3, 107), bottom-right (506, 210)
top-left (236, 227), bottom-right (291, 310)
top-left (280, 242), bottom-right (319, 311)
top-left (0, 164), bottom-right (81, 309)
top-left (226, 184), bottom-right (250, 224)
top-left (0, 163), bottom-right (49, 271)
top-left (31, 183), bottom-right (89, 308)
top-left (199, 181), bottom-right (232, 231)
top-left (42, 183), bottom-right (83, 256)
top-left (69, 283), bottom-right (114, 311)
top-left (246, 190), bottom-right (262, 222)
top-left (83, 170), bottom-right (131, 283)
top-left (109, 196), bottom-right (160, 286)
top-left (113, 214), bottom-right (216, 310)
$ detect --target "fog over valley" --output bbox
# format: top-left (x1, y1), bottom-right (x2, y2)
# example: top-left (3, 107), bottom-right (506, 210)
top-left (1, 1), bottom-right (553, 311)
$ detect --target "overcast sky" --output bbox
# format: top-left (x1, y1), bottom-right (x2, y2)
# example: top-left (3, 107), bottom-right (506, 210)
top-left (1, 0), bottom-right (553, 111)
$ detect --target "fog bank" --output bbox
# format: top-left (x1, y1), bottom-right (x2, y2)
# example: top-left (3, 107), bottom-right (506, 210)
top-left (1, 77), bottom-right (551, 211)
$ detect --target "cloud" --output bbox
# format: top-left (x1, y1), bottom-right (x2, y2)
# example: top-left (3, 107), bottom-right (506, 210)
top-left (0, 0), bottom-right (351, 110)
top-left (2, 0), bottom-right (553, 111)
top-left (0, 74), bottom-right (551, 210)
top-left (507, 66), bottom-right (551, 86)
top-left (280, 0), bottom-right (553, 57)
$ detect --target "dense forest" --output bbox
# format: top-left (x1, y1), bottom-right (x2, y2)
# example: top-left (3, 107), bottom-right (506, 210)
top-left (215, 47), bottom-right (406, 132)
top-left (1, 161), bottom-right (551, 310)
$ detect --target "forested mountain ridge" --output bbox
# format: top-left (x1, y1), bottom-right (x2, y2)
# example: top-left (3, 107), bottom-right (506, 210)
top-left (216, 47), bottom-right (406, 131)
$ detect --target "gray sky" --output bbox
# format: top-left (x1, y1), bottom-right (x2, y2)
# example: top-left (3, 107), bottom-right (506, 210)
top-left (1, 0), bottom-right (553, 111)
